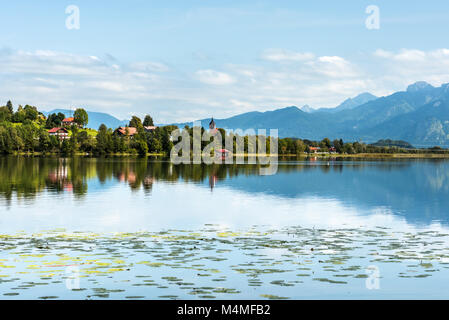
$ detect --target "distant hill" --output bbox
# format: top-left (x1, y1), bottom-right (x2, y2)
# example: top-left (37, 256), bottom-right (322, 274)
top-left (299, 104), bottom-right (314, 113)
top-left (328, 92), bottom-right (378, 113)
top-left (173, 106), bottom-right (334, 139)
top-left (171, 82), bottom-right (449, 147)
top-left (42, 109), bottom-right (128, 130)
top-left (370, 139), bottom-right (415, 149)
top-left (42, 81), bottom-right (449, 146)
top-left (313, 92), bottom-right (378, 113)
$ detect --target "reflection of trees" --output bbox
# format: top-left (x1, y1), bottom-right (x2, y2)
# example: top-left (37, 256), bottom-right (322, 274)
top-left (0, 156), bottom-right (442, 203)
top-left (0, 156), bottom-right (90, 202)
top-left (0, 157), bottom-right (285, 200)
top-left (0, 156), bottom-right (56, 202)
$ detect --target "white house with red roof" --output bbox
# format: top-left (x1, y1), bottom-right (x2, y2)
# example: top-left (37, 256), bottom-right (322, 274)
top-left (48, 127), bottom-right (69, 140)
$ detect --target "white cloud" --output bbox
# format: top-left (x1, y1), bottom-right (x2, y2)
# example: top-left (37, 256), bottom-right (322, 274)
top-left (129, 61), bottom-right (170, 72)
top-left (373, 49), bottom-right (393, 59)
top-left (262, 49), bottom-right (315, 62)
top-left (375, 49), bottom-right (426, 62)
top-left (195, 69), bottom-right (235, 85)
top-left (306, 56), bottom-right (359, 78)
top-left (2, 47), bottom-right (449, 124)
top-left (372, 48), bottom-right (449, 88)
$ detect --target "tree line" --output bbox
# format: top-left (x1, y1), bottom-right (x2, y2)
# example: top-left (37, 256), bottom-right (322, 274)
top-left (0, 101), bottom-right (176, 155)
top-left (0, 100), bottom-right (447, 156)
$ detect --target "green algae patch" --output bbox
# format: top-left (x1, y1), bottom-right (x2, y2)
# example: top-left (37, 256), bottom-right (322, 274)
top-left (0, 225), bottom-right (449, 299)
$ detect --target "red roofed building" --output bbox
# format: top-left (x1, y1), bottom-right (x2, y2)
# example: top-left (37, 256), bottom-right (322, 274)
top-left (48, 127), bottom-right (69, 140)
top-left (143, 126), bottom-right (158, 132)
top-left (62, 117), bottom-right (75, 127)
top-left (115, 127), bottom-right (138, 137)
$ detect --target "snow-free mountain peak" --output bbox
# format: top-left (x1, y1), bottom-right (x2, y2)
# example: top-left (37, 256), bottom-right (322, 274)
top-left (407, 81), bottom-right (434, 93)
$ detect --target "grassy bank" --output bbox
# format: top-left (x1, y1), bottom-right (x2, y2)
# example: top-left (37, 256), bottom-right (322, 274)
top-left (298, 153), bottom-right (449, 159)
top-left (12, 151), bottom-right (166, 157)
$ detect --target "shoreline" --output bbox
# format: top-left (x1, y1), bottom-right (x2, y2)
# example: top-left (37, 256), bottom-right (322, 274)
top-left (3, 152), bottom-right (449, 159)
top-left (303, 153), bottom-right (449, 159)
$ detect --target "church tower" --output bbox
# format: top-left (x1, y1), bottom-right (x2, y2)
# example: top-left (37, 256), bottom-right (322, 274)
top-left (209, 117), bottom-right (216, 130)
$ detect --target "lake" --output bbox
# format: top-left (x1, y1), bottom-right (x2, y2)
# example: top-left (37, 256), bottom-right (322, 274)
top-left (1, 156), bottom-right (449, 299)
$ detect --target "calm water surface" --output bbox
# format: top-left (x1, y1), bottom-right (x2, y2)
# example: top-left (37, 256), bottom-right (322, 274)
top-left (1, 156), bottom-right (449, 299)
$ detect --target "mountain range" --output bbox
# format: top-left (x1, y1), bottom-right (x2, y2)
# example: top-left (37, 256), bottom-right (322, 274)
top-left (43, 81), bottom-right (449, 147)
top-left (173, 81), bottom-right (449, 147)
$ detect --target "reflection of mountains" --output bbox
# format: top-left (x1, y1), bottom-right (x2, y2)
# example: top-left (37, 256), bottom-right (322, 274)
top-left (220, 160), bottom-right (449, 225)
top-left (1, 157), bottom-right (448, 225)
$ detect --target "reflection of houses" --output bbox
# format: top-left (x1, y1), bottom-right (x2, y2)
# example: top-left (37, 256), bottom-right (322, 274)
top-left (143, 176), bottom-right (154, 187)
top-left (209, 174), bottom-right (217, 191)
top-left (48, 127), bottom-right (69, 140)
top-left (48, 166), bottom-right (73, 192)
top-left (48, 166), bottom-right (68, 182)
top-left (115, 127), bottom-right (138, 138)
top-left (117, 171), bottom-right (136, 184)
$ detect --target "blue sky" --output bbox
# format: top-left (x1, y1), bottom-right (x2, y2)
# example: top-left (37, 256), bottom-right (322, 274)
top-left (1, 1), bottom-right (449, 123)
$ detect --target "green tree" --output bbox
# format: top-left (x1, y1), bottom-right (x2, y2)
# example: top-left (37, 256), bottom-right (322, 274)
top-left (12, 105), bottom-right (26, 123)
top-left (135, 139), bottom-right (149, 156)
top-left (46, 112), bottom-right (66, 128)
top-left (20, 123), bottom-right (37, 152)
top-left (9, 127), bottom-right (24, 152)
top-left (333, 139), bottom-right (344, 153)
top-left (96, 124), bottom-right (113, 154)
top-left (321, 138), bottom-right (331, 149)
top-left (61, 139), bottom-right (73, 154)
top-left (74, 108), bottom-right (89, 127)
top-left (143, 115), bottom-right (154, 126)
top-left (129, 116), bottom-right (143, 129)
top-left (23, 105), bottom-right (39, 121)
top-left (6, 100), bottom-right (13, 114)
top-left (160, 126), bottom-right (175, 153)
top-left (38, 131), bottom-right (52, 153)
top-left (147, 135), bottom-right (162, 153)
top-left (0, 107), bottom-right (12, 122)
top-left (295, 139), bottom-right (306, 154)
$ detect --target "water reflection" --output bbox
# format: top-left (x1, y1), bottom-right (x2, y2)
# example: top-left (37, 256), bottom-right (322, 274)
top-left (1, 156), bottom-right (449, 229)
top-left (2, 156), bottom-right (449, 299)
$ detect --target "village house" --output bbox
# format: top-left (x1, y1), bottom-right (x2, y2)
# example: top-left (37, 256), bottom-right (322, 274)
top-left (62, 117), bottom-right (84, 128)
top-left (48, 127), bottom-right (69, 140)
top-left (143, 126), bottom-right (158, 132)
top-left (62, 117), bottom-right (75, 127)
top-left (114, 127), bottom-right (138, 137)
top-left (309, 147), bottom-right (320, 153)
